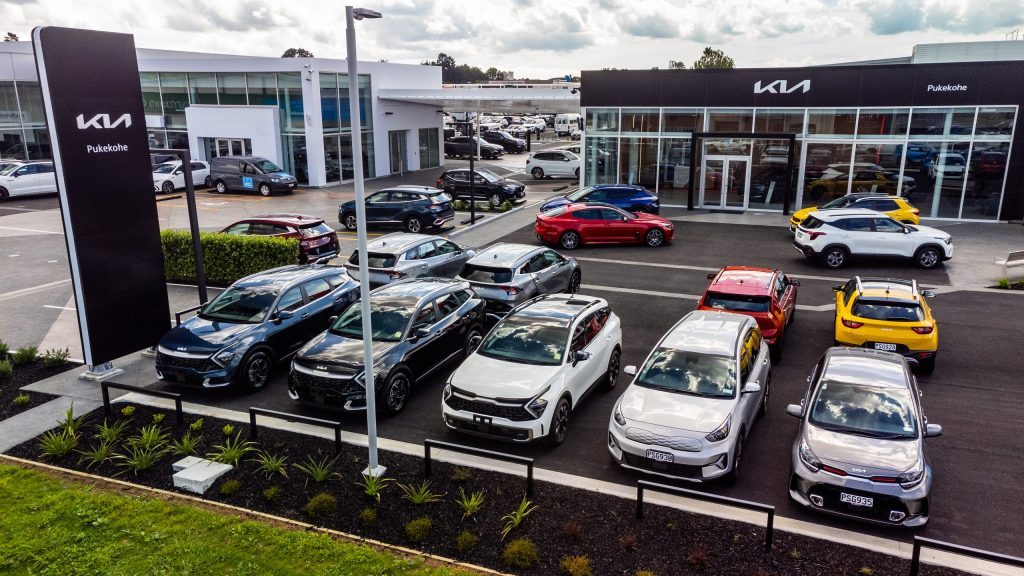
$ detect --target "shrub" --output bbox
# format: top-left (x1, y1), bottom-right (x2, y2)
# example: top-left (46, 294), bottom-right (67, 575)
top-left (127, 425), bottom-right (169, 452)
top-left (252, 450), bottom-right (288, 479)
top-left (13, 393), bottom-right (29, 406)
top-left (501, 496), bottom-right (538, 540)
top-left (0, 360), bottom-right (12, 379)
top-left (209, 433), bottom-right (256, 466)
top-left (688, 543), bottom-right (709, 571)
top-left (190, 417), bottom-right (204, 432)
top-left (39, 428), bottom-right (77, 458)
top-left (58, 405), bottom-right (88, 435)
top-left (262, 485), bottom-right (282, 502)
top-left (221, 424), bottom-right (235, 436)
top-left (499, 200), bottom-right (513, 212)
top-left (858, 568), bottom-right (875, 576)
top-left (502, 537), bottom-right (538, 568)
top-left (0, 339), bottom-right (8, 358)
top-left (151, 413), bottom-right (166, 425)
top-left (359, 506), bottom-right (377, 525)
top-left (997, 277), bottom-right (1011, 289)
top-left (357, 472), bottom-right (393, 502)
top-left (294, 452), bottom-right (340, 484)
top-left (115, 444), bottom-right (166, 474)
top-left (77, 439), bottom-right (116, 469)
top-left (455, 530), bottom-right (477, 553)
top-left (11, 346), bottom-right (37, 365)
top-left (169, 429), bottom-right (202, 456)
top-left (404, 517), bottom-right (432, 543)
top-left (450, 466), bottom-right (473, 482)
top-left (788, 548), bottom-right (801, 559)
top-left (95, 418), bottom-right (128, 444)
top-left (635, 571), bottom-right (657, 576)
top-left (219, 478), bottom-right (242, 496)
top-left (303, 492), bottom-right (337, 519)
top-left (561, 521), bottom-right (582, 541)
top-left (161, 229), bottom-right (301, 285)
top-left (40, 347), bottom-right (70, 367)
top-left (456, 487), bottom-right (485, 521)
top-left (560, 555), bottom-right (593, 576)
top-left (453, 199), bottom-right (467, 210)
top-left (619, 533), bottom-right (638, 552)
top-left (399, 480), bottom-right (442, 505)
top-left (120, 405), bottom-right (136, 418)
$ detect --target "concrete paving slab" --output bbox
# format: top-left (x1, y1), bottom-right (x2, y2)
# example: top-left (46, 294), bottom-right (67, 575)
top-left (0, 396), bottom-right (101, 453)
top-left (172, 455), bottom-right (204, 472)
top-left (172, 459), bottom-right (232, 494)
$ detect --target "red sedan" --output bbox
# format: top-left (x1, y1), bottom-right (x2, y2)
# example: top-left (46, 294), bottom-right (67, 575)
top-left (696, 266), bottom-right (800, 361)
top-left (221, 213), bottom-right (340, 263)
top-left (535, 203), bottom-right (674, 249)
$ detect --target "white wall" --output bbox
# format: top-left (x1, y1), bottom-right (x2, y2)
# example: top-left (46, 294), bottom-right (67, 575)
top-left (184, 105), bottom-right (282, 164)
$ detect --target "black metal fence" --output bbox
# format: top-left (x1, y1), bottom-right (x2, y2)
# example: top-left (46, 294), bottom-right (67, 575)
top-left (423, 439), bottom-right (535, 497)
top-left (910, 536), bottom-right (1024, 576)
top-left (248, 407), bottom-right (343, 452)
top-left (101, 381), bottom-right (183, 425)
top-left (635, 479), bottom-right (775, 550)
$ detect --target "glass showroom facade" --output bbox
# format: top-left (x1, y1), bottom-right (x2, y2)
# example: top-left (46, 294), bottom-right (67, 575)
top-left (582, 62), bottom-right (1024, 221)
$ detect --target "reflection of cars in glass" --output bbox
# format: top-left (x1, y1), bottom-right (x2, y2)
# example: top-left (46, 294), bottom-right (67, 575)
top-left (926, 153), bottom-right (966, 180)
top-left (443, 294), bottom-right (622, 444)
top-left (221, 214), bottom-right (340, 263)
top-left (288, 278), bottom-right (486, 415)
top-left (435, 168), bottom-right (526, 208)
top-left (749, 167), bottom-right (791, 203)
top-left (698, 267), bottom-right (799, 361)
top-left (152, 160), bottom-right (212, 193)
top-left (338, 186), bottom-right (455, 234)
top-left (540, 184), bottom-right (659, 214)
top-left (535, 203), bottom-right (674, 249)
top-left (790, 193), bottom-right (920, 230)
top-left (971, 151), bottom-right (1007, 176)
top-left (894, 144), bottom-right (936, 165)
top-left (786, 347), bottom-right (942, 526)
top-left (156, 264), bottom-right (358, 390)
top-left (806, 171), bottom-right (903, 202)
top-left (456, 243), bottom-right (581, 312)
top-left (760, 146), bottom-right (790, 165)
top-left (345, 232), bottom-right (476, 287)
top-left (609, 310), bottom-right (770, 483)
top-left (705, 139), bottom-right (750, 155)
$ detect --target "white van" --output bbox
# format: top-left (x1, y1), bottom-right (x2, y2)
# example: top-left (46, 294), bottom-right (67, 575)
top-left (554, 113), bottom-right (582, 137)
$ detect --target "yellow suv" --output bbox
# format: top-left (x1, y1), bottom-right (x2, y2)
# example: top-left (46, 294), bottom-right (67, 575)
top-left (791, 194), bottom-right (920, 231)
top-left (833, 277), bottom-right (938, 374)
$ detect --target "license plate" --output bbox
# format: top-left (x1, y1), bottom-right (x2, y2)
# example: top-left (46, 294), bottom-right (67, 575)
top-left (796, 231), bottom-right (806, 240)
top-left (874, 343), bottom-right (898, 351)
top-left (840, 493), bottom-right (874, 507)
top-left (646, 449), bottom-right (673, 463)
top-left (289, 183), bottom-right (296, 188)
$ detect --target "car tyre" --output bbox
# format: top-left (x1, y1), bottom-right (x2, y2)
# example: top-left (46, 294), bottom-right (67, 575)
top-left (239, 349), bottom-right (272, 391)
top-left (604, 347), bottom-right (621, 390)
top-left (915, 246), bottom-right (942, 269)
top-left (919, 355), bottom-right (936, 375)
top-left (548, 396), bottom-right (571, 446)
top-left (161, 181), bottom-right (174, 194)
top-left (405, 215), bottom-right (423, 233)
top-left (204, 175), bottom-right (213, 187)
top-left (379, 370), bottom-right (411, 416)
top-left (531, 167), bottom-right (544, 180)
top-left (215, 180), bottom-right (227, 194)
top-left (342, 212), bottom-right (357, 231)
top-left (0, 187), bottom-right (8, 202)
top-left (759, 372), bottom-right (772, 417)
top-left (574, 167), bottom-right (580, 179)
top-left (259, 183), bottom-right (272, 197)
top-left (723, 433), bottom-right (744, 485)
top-left (464, 325), bottom-right (484, 357)
top-left (821, 246), bottom-right (848, 269)
top-left (565, 270), bottom-right (582, 294)
top-left (560, 231), bottom-right (581, 250)
top-left (770, 336), bottom-right (784, 363)
top-left (488, 193), bottom-right (503, 208)
top-left (644, 228), bottom-right (665, 247)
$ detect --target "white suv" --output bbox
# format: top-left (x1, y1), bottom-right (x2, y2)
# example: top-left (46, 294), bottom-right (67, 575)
top-left (442, 294), bottom-right (622, 445)
top-left (608, 310), bottom-right (769, 483)
top-left (527, 149), bottom-right (580, 180)
top-left (0, 161), bottom-right (57, 200)
top-left (794, 208), bottom-right (953, 269)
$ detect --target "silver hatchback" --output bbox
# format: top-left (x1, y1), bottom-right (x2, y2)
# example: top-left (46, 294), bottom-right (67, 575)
top-left (345, 233), bottom-right (476, 287)
top-left (786, 347), bottom-right (942, 527)
top-left (457, 243), bottom-right (581, 311)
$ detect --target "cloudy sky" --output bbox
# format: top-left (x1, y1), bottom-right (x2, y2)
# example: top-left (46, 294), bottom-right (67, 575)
top-left (1, 0), bottom-right (1021, 78)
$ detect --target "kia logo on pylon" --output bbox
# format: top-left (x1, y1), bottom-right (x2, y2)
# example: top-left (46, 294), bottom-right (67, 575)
top-left (76, 113), bottom-right (132, 129)
top-left (753, 80), bottom-right (811, 94)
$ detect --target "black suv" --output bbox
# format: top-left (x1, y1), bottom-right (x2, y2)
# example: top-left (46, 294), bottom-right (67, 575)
top-left (338, 185), bottom-right (455, 234)
top-left (444, 136), bottom-right (504, 160)
top-left (436, 168), bottom-right (526, 208)
top-left (288, 278), bottom-right (487, 415)
top-left (480, 131), bottom-right (526, 154)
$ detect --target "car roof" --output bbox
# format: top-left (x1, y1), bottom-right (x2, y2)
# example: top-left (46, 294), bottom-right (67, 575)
top-left (659, 310), bottom-right (751, 357)
top-left (710, 267), bottom-right (777, 296)
top-left (467, 242), bottom-right (541, 267)
top-left (383, 185), bottom-right (445, 194)
top-left (813, 208), bottom-right (885, 220)
top-left (373, 277), bottom-right (467, 302)
top-left (365, 232), bottom-right (438, 254)
top-left (853, 277), bottom-right (921, 303)
top-left (822, 347), bottom-right (910, 389)
top-left (234, 264), bottom-right (342, 289)
top-left (241, 213), bottom-right (325, 226)
top-left (511, 294), bottom-right (604, 326)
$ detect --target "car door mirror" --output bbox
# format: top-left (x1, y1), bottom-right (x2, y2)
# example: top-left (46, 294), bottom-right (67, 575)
top-left (790, 278), bottom-right (801, 286)
top-left (707, 273), bottom-right (716, 279)
top-left (413, 326), bottom-right (430, 340)
top-left (742, 382), bottom-right (761, 394)
top-left (785, 404), bottom-right (803, 418)
top-left (832, 284), bottom-right (843, 291)
top-left (572, 350), bottom-right (591, 365)
top-left (920, 290), bottom-right (935, 298)
top-left (273, 310), bottom-right (293, 323)
top-left (624, 365), bottom-right (637, 376)
top-left (924, 423), bottom-right (943, 438)
top-left (173, 170), bottom-right (183, 175)
top-left (329, 315), bottom-right (338, 324)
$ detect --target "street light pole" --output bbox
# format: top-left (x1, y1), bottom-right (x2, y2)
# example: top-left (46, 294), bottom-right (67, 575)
top-left (346, 4), bottom-right (385, 478)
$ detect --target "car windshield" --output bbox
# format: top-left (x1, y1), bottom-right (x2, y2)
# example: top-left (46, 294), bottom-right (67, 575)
top-left (0, 164), bottom-right (19, 176)
top-left (297, 223), bottom-right (333, 237)
top-left (475, 170), bottom-right (500, 182)
top-left (476, 315), bottom-right (568, 366)
top-left (461, 264), bottom-right (513, 284)
top-left (200, 285), bottom-right (279, 323)
top-left (497, 131), bottom-right (513, 139)
top-left (851, 300), bottom-right (924, 321)
top-left (153, 164), bottom-right (177, 174)
top-left (810, 380), bottom-right (918, 439)
top-left (348, 251), bottom-right (397, 268)
top-left (329, 297), bottom-right (416, 342)
top-left (635, 348), bottom-right (737, 398)
top-left (565, 187), bottom-right (595, 201)
top-left (255, 160), bottom-right (283, 173)
top-left (821, 196), bottom-right (859, 209)
top-left (703, 292), bottom-right (771, 313)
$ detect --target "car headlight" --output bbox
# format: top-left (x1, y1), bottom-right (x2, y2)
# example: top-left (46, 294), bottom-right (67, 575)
top-left (212, 338), bottom-right (251, 367)
top-left (704, 415), bottom-right (731, 442)
top-left (898, 467), bottom-right (925, 489)
top-left (525, 386), bottom-right (550, 419)
top-left (271, 177), bottom-right (283, 182)
top-left (941, 237), bottom-right (952, 245)
top-left (612, 401), bottom-right (626, 426)
top-left (657, 221), bottom-right (673, 228)
top-left (798, 440), bottom-right (822, 472)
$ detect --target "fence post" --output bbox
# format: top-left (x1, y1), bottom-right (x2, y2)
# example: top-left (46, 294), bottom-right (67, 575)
top-left (174, 398), bottom-right (184, 426)
top-left (765, 508), bottom-right (774, 550)
top-left (635, 484), bottom-right (645, 520)
top-left (334, 426), bottom-right (341, 453)
top-left (101, 382), bottom-right (111, 416)
top-left (910, 538), bottom-right (922, 576)
top-left (248, 409), bottom-right (258, 439)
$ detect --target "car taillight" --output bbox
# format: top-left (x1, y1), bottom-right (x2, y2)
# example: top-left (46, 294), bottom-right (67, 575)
top-left (526, 158), bottom-right (530, 164)
top-left (499, 285), bottom-right (520, 295)
top-left (435, 179), bottom-right (442, 187)
top-left (806, 230), bottom-right (827, 240)
top-left (385, 270), bottom-right (407, 279)
top-left (912, 209), bottom-right (920, 215)
top-left (912, 326), bottom-right (934, 334)
top-left (842, 319), bottom-right (863, 329)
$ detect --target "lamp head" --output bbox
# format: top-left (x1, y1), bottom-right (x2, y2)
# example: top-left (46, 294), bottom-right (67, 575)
top-left (353, 7), bottom-right (383, 20)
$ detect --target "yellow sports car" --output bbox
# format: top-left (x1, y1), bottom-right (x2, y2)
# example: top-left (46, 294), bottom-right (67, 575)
top-left (833, 277), bottom-right (938, 374)
top-left (790, 194), bottom-right (920, 231)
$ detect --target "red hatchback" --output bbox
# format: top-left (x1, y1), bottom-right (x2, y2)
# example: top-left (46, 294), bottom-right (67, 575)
top-left (697, 266), bottom-right (800, 361)
top-left (535, 203), bottom-right (674, 250)
top-left (221, 214), bottom-right (340, 263)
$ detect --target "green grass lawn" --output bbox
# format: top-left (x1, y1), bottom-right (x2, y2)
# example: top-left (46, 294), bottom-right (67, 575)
top-left (0, 464), bottom-right (473, 576)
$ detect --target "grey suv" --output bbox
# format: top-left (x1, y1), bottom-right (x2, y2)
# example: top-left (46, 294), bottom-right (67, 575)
top-left (786, 347), bottom-right (942, 527)
top-left (457, 243), bottom-right (581, 311)
top-left (345, 232), bottom-right (476, 287)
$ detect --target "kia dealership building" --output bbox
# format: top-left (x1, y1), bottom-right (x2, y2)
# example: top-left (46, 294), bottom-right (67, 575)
top-left (580, 41), bottom-right (1024, 221)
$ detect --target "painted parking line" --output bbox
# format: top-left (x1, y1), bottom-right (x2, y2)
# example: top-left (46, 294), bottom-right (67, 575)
top-left (0, 279), bottom-right (72, 302)
top-left (43, 304), bottom-right (76, 311)
top-left (0, 226), bottom-right (64, 235)
top-left (155, 203), bottom-right (220, 211)
top-left (582, 283), bottom-right (834, 311)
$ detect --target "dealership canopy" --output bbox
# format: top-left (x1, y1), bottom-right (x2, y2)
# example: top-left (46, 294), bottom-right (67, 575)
top-left (378, 87), bottom-right (580, 113)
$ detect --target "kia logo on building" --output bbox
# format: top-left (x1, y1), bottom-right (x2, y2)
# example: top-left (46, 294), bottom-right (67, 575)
top-left (754, 80), bottom-right (811, 94)
top-left (75, 113), bottom-right (132, 130)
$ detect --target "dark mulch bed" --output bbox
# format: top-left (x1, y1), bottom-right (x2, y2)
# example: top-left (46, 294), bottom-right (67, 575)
top-left (991, 281), bottom-right (1024, 290)
top-left (8, 402), bottom-right (967, 576)
top-left (0, 359), bottom-right (78, 421)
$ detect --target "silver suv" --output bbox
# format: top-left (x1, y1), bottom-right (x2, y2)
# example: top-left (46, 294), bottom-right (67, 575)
top-left (457, 243), bottom-right (581, 311)
top-left (345, 233), bottom-right (476, 287)
top-left (786, 347), bottom-right (942, 527)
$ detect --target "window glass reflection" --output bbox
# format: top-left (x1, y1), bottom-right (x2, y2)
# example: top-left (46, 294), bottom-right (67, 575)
top-left (962, 142), bottom-right (1010, 219)
top-left (619, 137), bottom-right (658, 189)
top-left (754, 109), bottom-right (805, 134)
top-left (707, 109), bottom-right (753, 132)
top-left (802, 143), bottom-right (853, 204)
top-left (658, 138), bottom-right (691, 203)
top-left (807, 109), bottom-right (856, 136)
top-left (586, 108), bottom-right (619, 134)
top-left (662, 109), bottom-right (703, 134)
top-left (857, 108), bottom-right (910, 138)
top-left (908, 108), bottom-right (974, 139)
top-left (750, 139), bottom-right (795, 210)
top-left (976, 107), bottom-right (1015, 136)
top-left (621, 108), bottom-right (659, 134)
top-left (586, 136), bottom-right (618, 184)
top-left (902, 141), bottom-right (969, 218)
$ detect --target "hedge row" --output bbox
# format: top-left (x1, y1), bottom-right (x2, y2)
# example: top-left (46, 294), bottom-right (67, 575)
top-left (161, 229), bottom-right (301, 286)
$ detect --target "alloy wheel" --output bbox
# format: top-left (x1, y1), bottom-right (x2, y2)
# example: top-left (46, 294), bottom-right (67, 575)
top-left (344, 214), bottom-right (358, 231)
top-left (645, 229), bottom-right (664, 247)
top-left (552, 399), bottom-right (570, 444)
top-left (406, 217), bottom-right (422, 233)
top-left (824, 248), bottom-right (846, 269)
top-left (918, 249), bottom-right (939, 268)
top-left (606, 349), bottom-right (621, 389)
top-left (246, 354), bottom-right (270, 390)
top-left (387, 374), bottom-right (410, 413)
top-left (489, 193), bottom-right (502, 208)
top-left (465, 328), bottom-right (483, 356)
top-left (259, 184), bottom-right (272, 197)
top-left (567, 271), bottom-right (581, 293)
top-left (561, 232), bottom-right (580, 250)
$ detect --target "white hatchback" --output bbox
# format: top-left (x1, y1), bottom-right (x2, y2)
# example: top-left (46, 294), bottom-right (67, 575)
top-left (153, 160), bottom-right (212, 193)
top-left (0, 161), bottom-right (57, 200)
top-left (527, 149), bottom-right (580, 180)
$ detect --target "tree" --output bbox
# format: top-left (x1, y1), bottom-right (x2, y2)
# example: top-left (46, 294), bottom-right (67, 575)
top-left (668, 60), bottom-right (686, 69)
top-left (692, 47), bottom-right (734, 69)
top-left (281, 47), bottom-right (314, 58)
top-left (4, 32), bottom-right (18, 42)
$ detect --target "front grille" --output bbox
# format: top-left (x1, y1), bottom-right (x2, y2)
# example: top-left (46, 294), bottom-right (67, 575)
top-left (292, 370), bottom-right (363, 398)
top-left (625, 427), bottom-right (702, 452)
top-left (157, 352), bottom-right (217, 373)
top-left (623, 452), bottom-right (703, 478)
top-left (449, 417), bottom-right (530, 441)
top-left (445, 395), bottom-right (534, 422)
top-left (809, 484), bottom-right (909, 523)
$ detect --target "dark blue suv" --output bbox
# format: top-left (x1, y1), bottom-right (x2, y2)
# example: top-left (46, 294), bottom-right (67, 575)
top-left (156, 264), bottom-right (358, 391)
top-left (539, 184), bottom-right (659, 214)
top-left (339, 185), bottom-right (455, 234)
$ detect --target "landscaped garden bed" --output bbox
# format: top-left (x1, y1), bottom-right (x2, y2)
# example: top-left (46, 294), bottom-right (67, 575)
top-left (0, 343), bottom-right (76, 421)
top-left (7, 401), bottom-right (968, 576)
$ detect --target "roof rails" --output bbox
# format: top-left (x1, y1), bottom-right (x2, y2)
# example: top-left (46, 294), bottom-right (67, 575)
top-left (856, 276), bottom-right (920, 300)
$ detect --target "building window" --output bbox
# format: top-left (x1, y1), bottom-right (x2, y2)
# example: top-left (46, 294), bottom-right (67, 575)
top-left (140, 72), bottom-right (162, 115)
top-left (750, 138), bottom-right (796, 211)
top-left (320, 73), bottom-right (340, 132)
top-left (754, 109), bottom-right (805, 134)
top-left (187, 73), bottom-right (217, 105)
top-left (621, 108), bottom-right (659, 134)
top-left (277, 72), bottom-right (303, 133)
top-left (166, 132), bottom-right (189, 150)
top-left (282, 134), bottom-right (308, 184)
top-left (619, 137), bottom-right (658, 189)
top-left (908, 107), bottom-right (974, 139)
top-left (976, 107), bottom-right (1015, 137)
top-left (324, 135), bottom-right (342, 183)
top-left (159, 73), bottom-right (188, 130)
top-left (905, 141), bottom-right (970, 218)
top-left (657, 138), bottom-right (691, 203)
top-left (361, 131), bottom-right (375, 178)
top-left (246, 73), bottom-right (278, 106)
top-left (419, 128), bottom-right (440, 169)
top-left (586, 136), bottom-right (618, 184)
top-left (707, 109), bottom-right (753, 133)
top-left (803, 143), bottom-right (854, 203)
top-left (662, 109), bottom-right (703, 135)
top-left (806, 109), bottom-right (857, 136)
top-left (586, 108), bottom-right (619, 134)
top-left (148, 130), bottom-right (167, 149)
top-left (217, 73), bottom-right (247, 105)
top-left (962, 142), bottom-right (1010, 219)
top-left (856, 108), bottom-right (909, 138)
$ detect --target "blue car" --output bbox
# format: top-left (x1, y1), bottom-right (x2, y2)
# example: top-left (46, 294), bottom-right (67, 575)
top-left (539, 184), bottom-right (659, 214)
top-left (339, 185), bottom-right (455, 234)
top-left (156, 264), bottom-right (358, 391)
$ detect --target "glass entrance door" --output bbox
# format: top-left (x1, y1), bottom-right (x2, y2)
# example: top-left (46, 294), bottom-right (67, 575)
top-left (724, 158), bottom-right (749, 209)
top-left (701, 155), bottom-right (750, 210)
top-left (388, 130), bottom-right (406, 174)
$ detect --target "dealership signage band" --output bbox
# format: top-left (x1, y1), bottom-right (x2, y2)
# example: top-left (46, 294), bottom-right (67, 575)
top-left (32, 27), bottom-right (170, 368)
